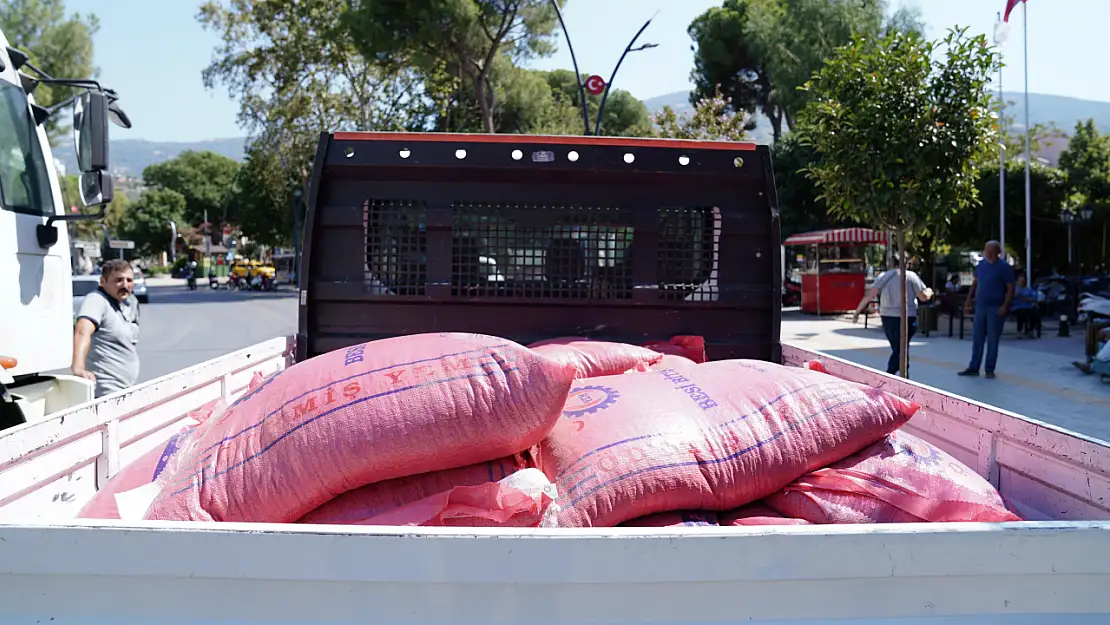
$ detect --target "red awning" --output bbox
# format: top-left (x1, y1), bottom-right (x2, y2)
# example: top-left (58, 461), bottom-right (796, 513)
top-left (783, 228), bottom-right (888, 246)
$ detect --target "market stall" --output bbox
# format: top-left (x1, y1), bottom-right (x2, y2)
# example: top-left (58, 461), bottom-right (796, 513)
top-left (784, 228), bottom-right (888, 315)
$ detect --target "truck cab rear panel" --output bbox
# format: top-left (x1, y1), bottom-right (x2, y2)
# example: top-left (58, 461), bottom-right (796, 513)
top-left (297, 133), bottom-right (780, 362)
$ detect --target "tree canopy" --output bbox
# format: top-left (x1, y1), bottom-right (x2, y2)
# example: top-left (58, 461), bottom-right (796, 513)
top-left (344, 0), bottom-right (563, 133)
top-left (142, 150), bottom-right (242, 226)
top-left (117, 188), bottom-right (187, 258)
top-left (799, 27), bottom-right (998, 237)
top-left (652, 88), bottom-right (751, 141)
top-left (688, 0), bottom-right (922, 142)
top-left (798, 26), bottom-right (998, 376)
top-left (0, 0), bottom-right (98, 142)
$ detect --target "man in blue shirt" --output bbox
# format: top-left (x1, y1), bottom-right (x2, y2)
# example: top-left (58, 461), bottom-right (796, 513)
top-left (958, 241), bottom-right (1015, 379)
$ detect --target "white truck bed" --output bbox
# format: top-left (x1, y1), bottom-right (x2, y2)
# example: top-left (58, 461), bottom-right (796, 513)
top-left (2, 338), bottom-right (1109, 624)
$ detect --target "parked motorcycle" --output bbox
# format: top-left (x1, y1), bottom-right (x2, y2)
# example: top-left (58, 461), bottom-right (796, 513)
top-left (782, 278), bottom-right (801, 307)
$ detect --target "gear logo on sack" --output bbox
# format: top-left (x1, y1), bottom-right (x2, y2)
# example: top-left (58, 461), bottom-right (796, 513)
top-left (562, 385), bottom-right (620, 418)
top-left (890, 431), bottom-right (943, 467)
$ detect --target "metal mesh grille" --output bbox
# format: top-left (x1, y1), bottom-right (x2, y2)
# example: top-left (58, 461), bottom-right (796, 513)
top-left (364, 199), bottom-right (427, 296)
top-left (452, 202), bottom-right (634, 299)
top-left (658, 206), bottom-right (720, 302)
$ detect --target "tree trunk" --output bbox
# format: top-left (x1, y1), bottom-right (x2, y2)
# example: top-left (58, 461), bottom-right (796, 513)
top-left (762, 103), bottom-right (782, 143)
top-left (475, 74), bottom-right (495, 133)
top-left (898, 230), bottom-right (910, 379)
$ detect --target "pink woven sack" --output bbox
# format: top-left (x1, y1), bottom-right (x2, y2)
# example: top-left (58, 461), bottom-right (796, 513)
top-left (300, 455), bottom-right (525, 524)
top-left (528, 337), bottom-right (662, 378)
top-left (77, 398), bottom-right (228, 520)
top-left (641, 336), bottom-right (707, 363)
top-left (623, 510), bottom-right (720, 527)
top-left (348, 468), bottom-right (557, 527)
top-left (145, 333), bottom-right (576, 523)
top-left (533, 360), bottom-right (919, 527)
top-left (765, 430), bottom-right (1021, 523)
top-left (625, 354), bottom-right (698, 374)
top-left (720, 503), bottom-right (812, 526)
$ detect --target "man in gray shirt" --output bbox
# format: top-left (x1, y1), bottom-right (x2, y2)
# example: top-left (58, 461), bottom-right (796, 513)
top-left (72, 259), bottom-right (140, 398)
top-left (852, 258), bottom-right (934, 375)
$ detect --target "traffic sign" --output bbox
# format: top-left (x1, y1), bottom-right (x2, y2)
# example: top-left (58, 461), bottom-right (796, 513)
top-left (585, 75), bottom-right (606, 96)
top-left (108, 240), bottom-right (135, 250)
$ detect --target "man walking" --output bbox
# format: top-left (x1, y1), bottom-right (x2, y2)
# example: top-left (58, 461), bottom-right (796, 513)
top-left (852, 258), bottom-right (934, 375)
top-left (72, 259), bottom-right (141, 398)
top-left (958, 241), bottom-right (1014, 379)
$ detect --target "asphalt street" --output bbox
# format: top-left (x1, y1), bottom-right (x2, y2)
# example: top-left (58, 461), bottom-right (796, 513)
top-left (135, 282), bottom-right (298, 383)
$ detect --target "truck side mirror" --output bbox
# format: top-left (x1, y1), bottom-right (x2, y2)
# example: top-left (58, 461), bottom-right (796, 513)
top-left (73, 91), bottom-right (112, 206)
top-left (74, 91), bottom-right (109, 173)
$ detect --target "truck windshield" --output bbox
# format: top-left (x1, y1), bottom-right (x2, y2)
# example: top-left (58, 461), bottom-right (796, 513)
top-left (0, 80), bottom-right (55, 217)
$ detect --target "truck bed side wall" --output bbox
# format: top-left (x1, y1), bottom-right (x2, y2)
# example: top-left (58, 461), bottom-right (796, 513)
top-left (0, 337), bottom-right (293, 521)
top-left (783, 343), bottom-right (1110, 522)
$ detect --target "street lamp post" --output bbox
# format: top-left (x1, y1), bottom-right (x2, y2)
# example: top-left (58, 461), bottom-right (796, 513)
top-left (1060, 206), bottom-right (1096, 270)
top-left (594, 15), bottom-right (658, 136)
top-left (548, 0), bottom-right (591, 135)
top-left (1057, 205), bottom-right (1095, 337)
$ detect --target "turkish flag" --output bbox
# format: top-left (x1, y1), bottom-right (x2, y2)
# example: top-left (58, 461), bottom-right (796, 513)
top-left (1003, 0), bottom-right (1025, 23)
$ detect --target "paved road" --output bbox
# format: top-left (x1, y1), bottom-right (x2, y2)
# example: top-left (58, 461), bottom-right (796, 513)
top-left (136, 282), bottom-right (298, 383)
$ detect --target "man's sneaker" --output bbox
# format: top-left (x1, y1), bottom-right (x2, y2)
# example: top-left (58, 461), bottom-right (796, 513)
top-left (957, 369), bottom-right (979, 377)
top-left (985, 372), bottom-right (996, 379)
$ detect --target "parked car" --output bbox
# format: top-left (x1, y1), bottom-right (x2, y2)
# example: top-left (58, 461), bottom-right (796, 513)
top-left (132, 267), bottom-right (149, 303)
top-left (70, 275), bottom-right (100, 323)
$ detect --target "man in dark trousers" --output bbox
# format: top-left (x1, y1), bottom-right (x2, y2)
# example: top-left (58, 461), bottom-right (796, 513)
top-left (851, 258), bottom-right (934, 375)
top-left (72, 259), bottom-right (140, 397)
top-left (959, 241), bottom-right (1014, 379)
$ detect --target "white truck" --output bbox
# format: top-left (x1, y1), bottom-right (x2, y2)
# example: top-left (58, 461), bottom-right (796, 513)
top-left (1, 40), bottom-right (1110, 622)
top-left (0, 28), bottom-right (131, 428)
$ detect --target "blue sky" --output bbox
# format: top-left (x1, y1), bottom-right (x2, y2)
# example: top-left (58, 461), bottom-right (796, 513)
top-left (57, 0), bottom-right (1110, 142)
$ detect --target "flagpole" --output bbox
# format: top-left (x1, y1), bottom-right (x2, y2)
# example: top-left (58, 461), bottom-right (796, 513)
top-left (996, 12), bottom-right (1006, 259)
top-left (1022, 0), bottom-right (1033, 284)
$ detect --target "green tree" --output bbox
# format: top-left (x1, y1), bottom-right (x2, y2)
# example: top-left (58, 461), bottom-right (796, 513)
top-left (687, 0), bottom-right (921, 142)
top-left (1058, 119), bottom-right (1110, 211)
top-left (141, 151), bottom-right (241, 226)
top-left (798, 27), bottom-right (999, 377)
top-left (225, 142), bottom-right (297, 248)
top-left (344, 0), bottom-right (563, 133)
top-left (117, 188), bottom-right (187, 258)
top-left (687, 1), bottom-right (776, 137)
top-left (652, 88), bottom-right (751, 141)
top-left (0, 0), bottom-right (98, 142)
top-left (772, 134), bottom-right (844, 238)
top-left (199, 0), bottom-right (441, 245)
top-left (540, 69), bottom-right (653, 137)
top-left (955, 160), bottom-right (1068, 268)
top-left (1057, 119), bottom-right (1110, 267)
top-left (199, 0), bottom-right (431, 136)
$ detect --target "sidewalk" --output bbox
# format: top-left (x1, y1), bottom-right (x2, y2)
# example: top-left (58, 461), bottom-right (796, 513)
top-left (782, 311), bottom-right (1110, 443)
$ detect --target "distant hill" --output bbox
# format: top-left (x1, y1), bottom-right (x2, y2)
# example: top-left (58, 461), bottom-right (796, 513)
top-left (55, 137), bottom-right (247, 178)
top-left (642, 90), bottom-right (1110, 149)
top-left (54, 90), bottom-right (1109, 175)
